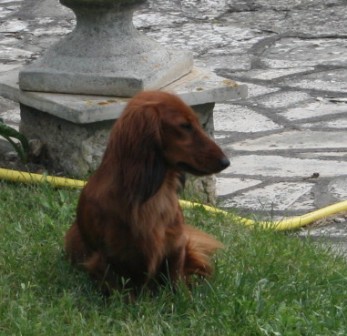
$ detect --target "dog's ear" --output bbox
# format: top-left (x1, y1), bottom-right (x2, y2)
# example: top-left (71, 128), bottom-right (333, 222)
top-left (112, 103), bottom-right (167, 204)
top-left (136, 147), bottom-right (167, 203)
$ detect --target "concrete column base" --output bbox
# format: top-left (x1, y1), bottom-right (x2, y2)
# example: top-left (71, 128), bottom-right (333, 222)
top-left (18, 0), bottom-right (193, 97)
top-left (1, 67), bottom-right (247, 204)
top-left (20, 102), bottom-right (218, 204)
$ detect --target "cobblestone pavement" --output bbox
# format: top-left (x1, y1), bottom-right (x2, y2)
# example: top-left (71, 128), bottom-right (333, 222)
top-left (1, 1), bottom-right (347, 241)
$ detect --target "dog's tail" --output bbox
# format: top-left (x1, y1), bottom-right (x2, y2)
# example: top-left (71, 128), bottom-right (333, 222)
top-left (183, 225), bottom-right (223, 278)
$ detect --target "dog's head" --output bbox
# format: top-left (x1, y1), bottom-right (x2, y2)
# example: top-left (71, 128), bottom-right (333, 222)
top-left (155, 93), bottom-right (230, 175)
top-left (110, 91), bottom-right (230, 202)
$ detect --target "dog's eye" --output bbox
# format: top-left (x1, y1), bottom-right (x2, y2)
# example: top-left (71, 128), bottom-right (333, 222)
top-left (180, 122), bottom-right (193, 131)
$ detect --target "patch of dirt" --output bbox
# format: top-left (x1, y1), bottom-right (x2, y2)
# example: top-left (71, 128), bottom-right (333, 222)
top-left (0, 139), bottom-right (63, 176)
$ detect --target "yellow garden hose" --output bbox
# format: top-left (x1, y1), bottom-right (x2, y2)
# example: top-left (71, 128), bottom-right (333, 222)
top-left (0, 167), bottom-right (86, 189)
top-left (0, 167), bottom-right (346, 231)
top-left (180, 199), bottom-right (347, 231)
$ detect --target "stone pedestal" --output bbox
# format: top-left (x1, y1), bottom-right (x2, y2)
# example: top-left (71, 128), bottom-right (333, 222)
top-left (20, 102), bottom-right (218, 203)
top-left (0, 0), bottom-right (248, 203)
top-left (18, 0), bottom-right (193, 97)
top-left (0, 68), bottom-right (247, 203)
top-left (19, 101), bottom-right (215, 176)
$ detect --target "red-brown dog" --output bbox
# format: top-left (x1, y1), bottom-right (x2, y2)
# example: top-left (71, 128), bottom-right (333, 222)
top-left (65, 91), bottom-right (230, 294)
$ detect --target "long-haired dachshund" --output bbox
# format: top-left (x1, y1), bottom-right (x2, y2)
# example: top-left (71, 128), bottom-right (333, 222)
top-left (65, 91), bottom-right (230, 295)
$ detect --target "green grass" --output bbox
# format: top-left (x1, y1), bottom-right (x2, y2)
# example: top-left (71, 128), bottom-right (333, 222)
top-left (1, 181), bottom-right (347, 335)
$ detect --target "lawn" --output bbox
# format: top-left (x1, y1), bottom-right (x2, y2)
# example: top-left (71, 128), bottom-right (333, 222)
top-left (1, 181), bottom-right (347, 335)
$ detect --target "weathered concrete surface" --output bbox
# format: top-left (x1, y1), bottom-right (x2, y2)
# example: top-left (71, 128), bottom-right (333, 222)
top-left (18, 0), bottom-right (194, 96)
top-left (18, 101), bottom-right (217, 177)
top-left (0, 67), bottom-right (246, 123)
top-left (1, 0), bottom-right (347, 247)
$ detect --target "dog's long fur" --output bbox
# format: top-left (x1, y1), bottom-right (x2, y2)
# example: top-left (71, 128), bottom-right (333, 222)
top-left (65, 91), bottom-right (230, 294)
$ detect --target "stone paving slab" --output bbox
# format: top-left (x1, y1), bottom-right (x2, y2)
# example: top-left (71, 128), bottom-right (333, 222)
top-left (284, 70), bottom-right (347, 93)
top-left (222, 155), bottom-right (347, 179)
top-left (279, 100), bottom-right (347, 121)
top-left (228, 131), bottom-right (347, 151)
top-left (262, 38), bottom-right (347, 66)
top-left (1, 0), bottom-right (347, 246)
top-left (220, 181), bottom-right (315, 213)
top-left (214, 104), bottom-right (282, 133)
top-left (0, 68), bottom-right (247, 123)
top-left (255, 91), bottom-right (312, 109)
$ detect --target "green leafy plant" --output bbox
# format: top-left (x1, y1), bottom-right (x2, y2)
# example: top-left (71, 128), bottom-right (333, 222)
top-left (0, 118), bottom-right (30, 162)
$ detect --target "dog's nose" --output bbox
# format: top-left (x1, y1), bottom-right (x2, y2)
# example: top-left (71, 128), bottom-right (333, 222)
top-left (219, 157), bottom-right (230, 169)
